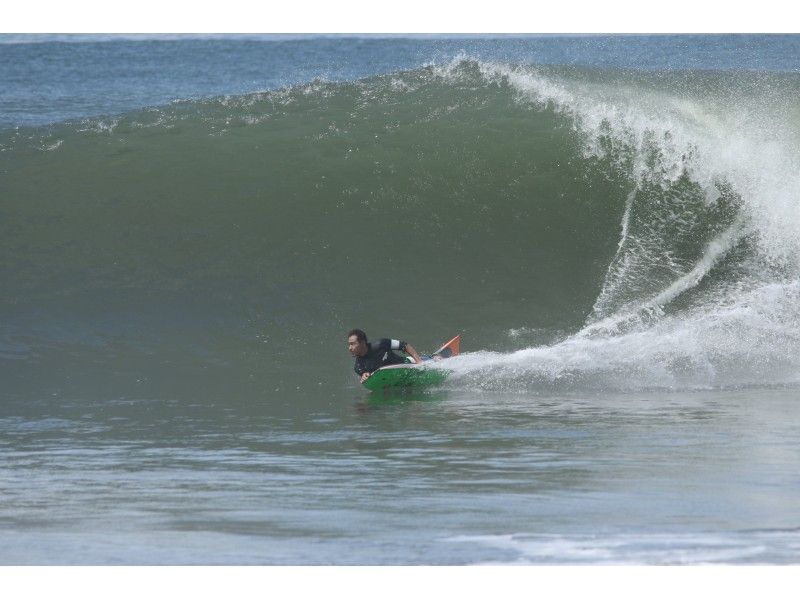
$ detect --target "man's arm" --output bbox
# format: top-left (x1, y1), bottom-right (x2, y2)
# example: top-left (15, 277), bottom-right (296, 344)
top-left (389, 339), bottom-right (423, 364)
top-left (355, 361), bottom-right (369, 382)
top-left (403, 343), bottom-right (423, 364)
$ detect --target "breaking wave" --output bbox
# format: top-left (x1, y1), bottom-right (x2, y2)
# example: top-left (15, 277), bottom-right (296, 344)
top-left (3, 58), bottom-right (800, 392)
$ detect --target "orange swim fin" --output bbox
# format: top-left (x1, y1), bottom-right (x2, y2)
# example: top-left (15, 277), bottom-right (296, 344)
top-left (432, 335), bottom-right (461, 358)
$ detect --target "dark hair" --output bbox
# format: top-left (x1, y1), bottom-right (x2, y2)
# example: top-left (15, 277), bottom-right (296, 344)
top-left (347, 328), bottom-right (367, 343)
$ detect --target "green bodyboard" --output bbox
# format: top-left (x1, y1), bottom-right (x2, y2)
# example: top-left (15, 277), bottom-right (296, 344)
top-left (361, 364), bottom-right (449, 391)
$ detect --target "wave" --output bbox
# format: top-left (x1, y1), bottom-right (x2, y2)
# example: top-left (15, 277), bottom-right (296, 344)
top-left (2, 58), bottom-right (800, 392)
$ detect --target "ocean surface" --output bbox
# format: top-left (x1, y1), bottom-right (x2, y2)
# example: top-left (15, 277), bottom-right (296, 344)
top-left (1, 34), bottom-right (800, 565)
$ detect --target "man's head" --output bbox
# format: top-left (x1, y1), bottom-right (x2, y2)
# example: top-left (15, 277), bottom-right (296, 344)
top-left (347, 328), bottom-right (368, 357)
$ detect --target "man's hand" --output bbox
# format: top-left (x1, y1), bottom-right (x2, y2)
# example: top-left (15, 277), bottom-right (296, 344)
top-left (360, 372), bottom-right (371, 383)
top-left (404, 343), bottom-right (423, 364)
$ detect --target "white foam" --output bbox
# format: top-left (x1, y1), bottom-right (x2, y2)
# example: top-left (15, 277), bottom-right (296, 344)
top-left (446, 530), bottom-right (790, 564)
top-left (444, 280), bottom-right (800, 391)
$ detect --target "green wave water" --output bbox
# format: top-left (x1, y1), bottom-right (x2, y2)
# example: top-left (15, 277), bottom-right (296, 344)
top-left (3, 59), bottom-right (800, 394)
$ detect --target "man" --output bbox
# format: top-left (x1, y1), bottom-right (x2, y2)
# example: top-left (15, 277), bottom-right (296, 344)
top-left (347, 328), bottom-right (422, 383)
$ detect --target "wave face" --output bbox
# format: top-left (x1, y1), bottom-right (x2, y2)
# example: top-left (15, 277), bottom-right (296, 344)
top-left (3, 59), bottom-right (800, 393)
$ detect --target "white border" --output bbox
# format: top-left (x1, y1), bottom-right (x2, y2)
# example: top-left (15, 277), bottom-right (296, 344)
top-left (5, 566), bottom-right (800, 598)
top-left (3, 1), bottom-right (799, 34)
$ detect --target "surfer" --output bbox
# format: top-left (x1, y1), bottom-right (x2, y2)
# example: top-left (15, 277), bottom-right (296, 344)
top-left (347, 329), bottom-right (423, 382)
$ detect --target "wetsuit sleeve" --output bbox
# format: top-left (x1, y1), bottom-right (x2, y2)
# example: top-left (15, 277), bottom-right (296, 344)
top-left (389, 339), bottom-right (408, 351)
top-left (354, 361), bottom-right (365, 376)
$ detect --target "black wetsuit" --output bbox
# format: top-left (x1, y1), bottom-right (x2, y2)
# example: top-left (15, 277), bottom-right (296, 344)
top-left (354, 338), bottom-right (408, 376)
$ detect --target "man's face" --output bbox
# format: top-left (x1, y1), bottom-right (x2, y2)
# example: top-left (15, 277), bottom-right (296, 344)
top-left (348, 335), bottom-right (368, 357)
